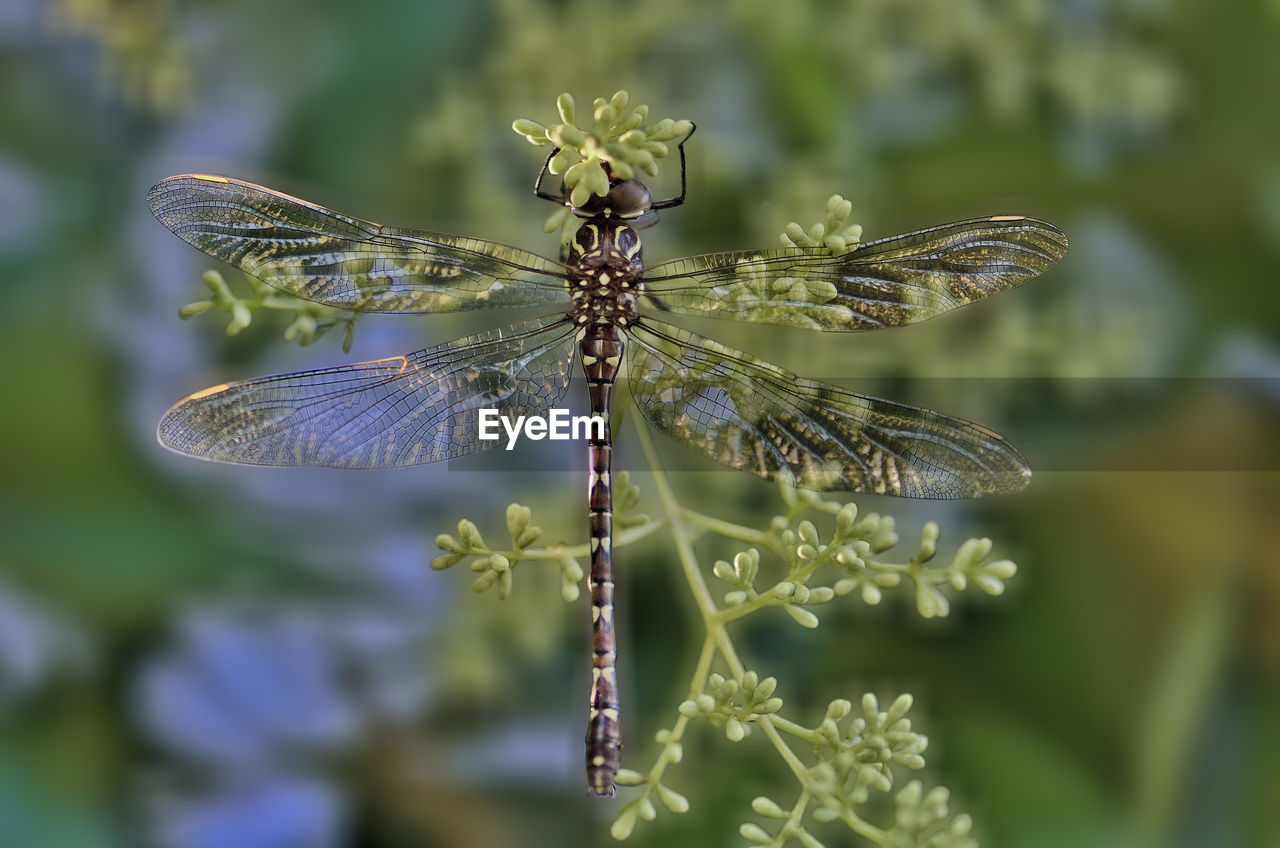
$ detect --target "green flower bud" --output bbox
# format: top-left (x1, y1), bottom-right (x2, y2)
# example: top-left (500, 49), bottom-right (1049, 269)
top-left (506, 503), bottom-right (530, 538)
top-left (560, 557), bottom-right (583, 582)
top-left (614, 768), bottom-right (645, 786)
top-left (610, 807), bottom-right (637, 840)
top-left (973, 574), bottom-right (1005, 595)
top-left (201, 269), bottom-right (231, 296)
top-left (457, 519), bottom-right (483, 548)
top-left (915, 584), bottom-right (949, 618)
top-left (887, 694), bottom-right (913, 723)
top-left (785, 604), bottom-right (819, 628)
top-left (872, 572), bottom-right (901, 588)
top-left (429, 553), bottom-right (463, 570)
top-left (655, 783), bottom-right (689, 813)
top-left (178, 299), bottom-right (213, 318)
top-left (227, 302), bottom-right (251, 335)
top-left (897, 753), bottom-right (926, 769)
top-left (511, 118), bottom-right (548, 144)
top-left (919, 522), bottom-right (939, 562)
top-left (751, 796), bottom-right (787, 818)
top-left (953, 537), bottom-right (993, 569)
top-left (555, 92), bottom-right (575, 124)
top-left (836, 546), bottom-right (864, 570)
top-left (982, 558), bottom-right (1017, 579)
top-left (827, 698), bottom-right (852, 719)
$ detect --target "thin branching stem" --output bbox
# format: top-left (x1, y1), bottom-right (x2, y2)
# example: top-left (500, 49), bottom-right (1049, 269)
top-left (678, 509), bottom-right (774, 548)
top-left (487, 521), bottom-right (667, 562)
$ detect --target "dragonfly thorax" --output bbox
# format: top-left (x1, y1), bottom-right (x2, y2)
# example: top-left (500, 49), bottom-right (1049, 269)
top-left (568, 220), bottom-right (643, 325)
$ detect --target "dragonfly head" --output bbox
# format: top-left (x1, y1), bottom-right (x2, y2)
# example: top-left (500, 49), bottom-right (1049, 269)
top-left (572, 178), bottom-right (653, 222)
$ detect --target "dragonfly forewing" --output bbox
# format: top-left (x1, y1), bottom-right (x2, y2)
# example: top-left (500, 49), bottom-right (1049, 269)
top-left (148, 174), bottom-right (570, 314)
top-left (627, 320), bottom-right (1031, 497)
top-left (642, 216), bottom-right (1067, 331)
top-left (159, 316), bottom-right (578, 468)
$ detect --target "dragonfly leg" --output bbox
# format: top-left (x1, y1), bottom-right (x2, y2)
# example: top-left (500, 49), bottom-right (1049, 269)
top-left (533, 148), bottom-right (568, 205)
top-left (650, 122), bottom-right (696, 211)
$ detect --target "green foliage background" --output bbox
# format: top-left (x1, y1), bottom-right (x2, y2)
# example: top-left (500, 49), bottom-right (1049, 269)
top-left (1, 0), bottom-right (1277, 845)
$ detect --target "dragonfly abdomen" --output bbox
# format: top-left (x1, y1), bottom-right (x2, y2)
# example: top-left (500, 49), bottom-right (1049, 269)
top-left (581, 323), bottom-right (624, 796)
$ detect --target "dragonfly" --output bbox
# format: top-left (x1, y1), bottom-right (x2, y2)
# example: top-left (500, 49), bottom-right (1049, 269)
top-left (147, 125), bottom-right (1066, 796)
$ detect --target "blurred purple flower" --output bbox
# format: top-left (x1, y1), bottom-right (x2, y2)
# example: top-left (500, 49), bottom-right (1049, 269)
top-left (146, 773), bottom-right (346, 848)
top-left (134, 598), bottom-right (436, 846)
top-left (136, 606), bottom-right (362, 767)
top-left (0, 579), bottom-right (91, 708)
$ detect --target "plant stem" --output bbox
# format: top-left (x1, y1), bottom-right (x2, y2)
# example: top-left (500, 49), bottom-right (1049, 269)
top-left (638, 422), bottom-right (890, 845)
top-left (679, 509), bottom-right (774, 548)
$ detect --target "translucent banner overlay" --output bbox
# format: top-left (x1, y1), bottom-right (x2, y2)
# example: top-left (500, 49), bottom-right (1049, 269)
top-left (444, 377), bottom-right (1280, 475)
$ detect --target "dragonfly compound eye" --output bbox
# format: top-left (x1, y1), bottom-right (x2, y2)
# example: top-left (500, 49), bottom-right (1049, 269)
top-left (605, 180), bottom-right (653, 219)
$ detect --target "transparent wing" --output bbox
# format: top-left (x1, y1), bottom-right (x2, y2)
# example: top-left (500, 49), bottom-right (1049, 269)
top-left (642, 216), bottom-right (1067, 331)
top-left (627, 321), bottom-right (1030, 497)
top-left (148, 174), bottom-right (570, 314)
top-left (159, 317), bottom-right (578, 468)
